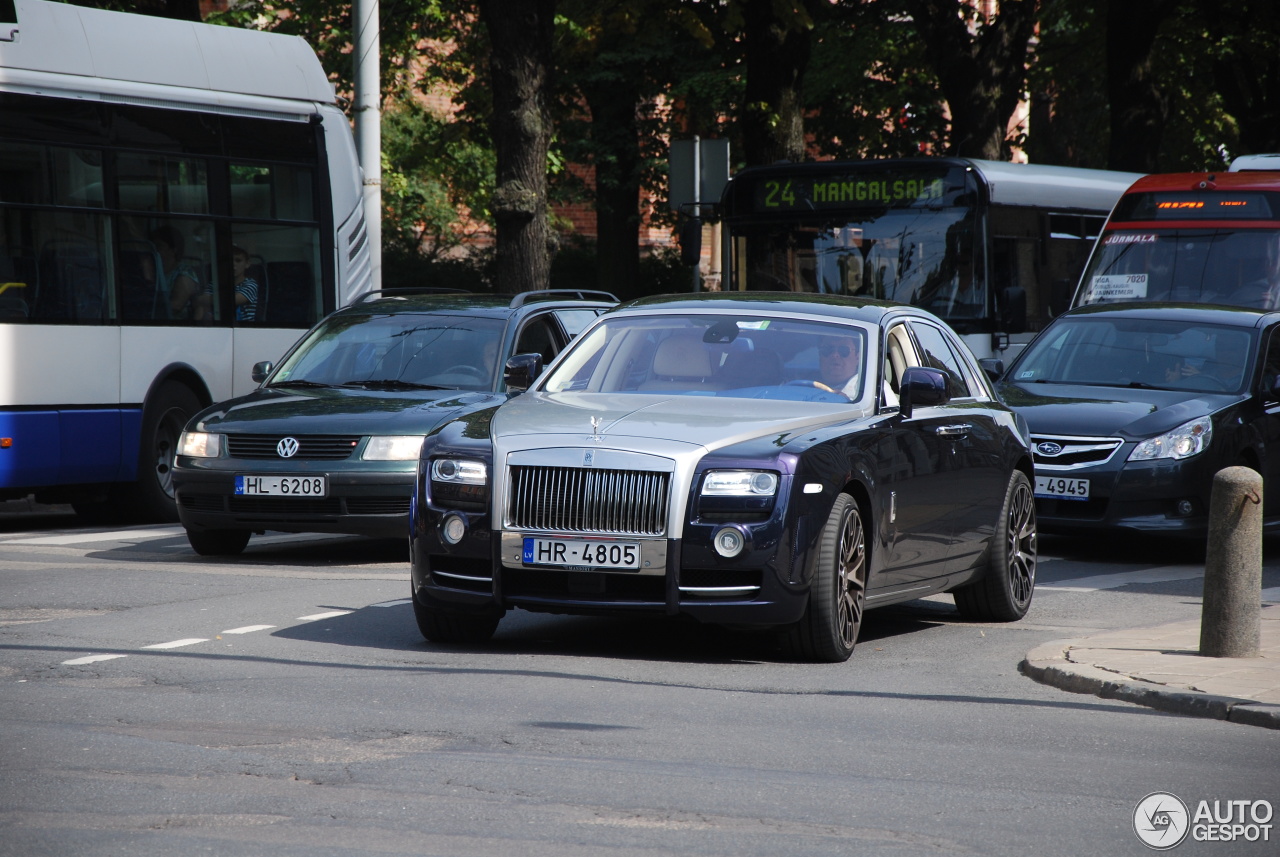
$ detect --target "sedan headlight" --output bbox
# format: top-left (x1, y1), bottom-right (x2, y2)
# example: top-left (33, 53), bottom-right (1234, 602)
top-left (429, 457), bottom-right (489, 507)
top-left (178, 431), bottom-right (223, 458)
top-left (363, 435), bottom-right (425, 461)
top-left (1128, 416), bottom-right (1213, 461)
top-left (702, 470), bottom-right (779, 496)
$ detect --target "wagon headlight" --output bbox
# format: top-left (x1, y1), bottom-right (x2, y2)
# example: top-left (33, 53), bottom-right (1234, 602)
top-left (363, 435), bottom-right (425, 461)
top-left (178, 431), bottom-right (223, 458)
top-left (1128, 416), bottom-right (1213, 461)
top-left (701, 470), bottom-right (779, 496)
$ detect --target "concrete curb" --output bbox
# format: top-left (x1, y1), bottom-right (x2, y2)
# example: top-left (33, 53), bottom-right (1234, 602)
top-left (1021, 640), bottom-right (1280, 730)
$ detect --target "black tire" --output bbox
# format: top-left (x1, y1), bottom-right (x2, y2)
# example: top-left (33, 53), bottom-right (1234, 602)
top-left (783, 492), bottom-right (867, 663)
top-left (185, 527), bottom-right (251, 556)
top-left (413, 594), bottom-right (502, 644)
top-left (953, 470), bottom-right (1037, 621)
top-left (132, 381), bottom-right (202, 522)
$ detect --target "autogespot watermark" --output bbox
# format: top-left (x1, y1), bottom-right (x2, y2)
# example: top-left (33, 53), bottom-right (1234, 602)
top-left (1133, 792), bottom-right (1274, 849)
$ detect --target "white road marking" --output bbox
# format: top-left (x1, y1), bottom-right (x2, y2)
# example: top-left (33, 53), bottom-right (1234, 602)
top-left (297, 610), bottom-right (352, 621)
top-left (1, 527), bottom-right (184, 546)
top-left (62, 654), bottom-right (127, 665)
top-left (141, 638), bottom-right (208, 650)
top-left (371, 599), bottom-right (411, 607)
top-left (1040, 566), bottom-right (1204, 592)
top-left (221, 624), bottom-right (275, 634)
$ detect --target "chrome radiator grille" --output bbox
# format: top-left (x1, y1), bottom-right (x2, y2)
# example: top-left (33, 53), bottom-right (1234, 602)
top-left (507, 466), bottom-right (669, 536)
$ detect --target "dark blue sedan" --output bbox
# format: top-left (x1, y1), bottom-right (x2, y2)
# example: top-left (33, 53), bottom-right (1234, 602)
top-left (411, 293), bottom-right (1038, 662)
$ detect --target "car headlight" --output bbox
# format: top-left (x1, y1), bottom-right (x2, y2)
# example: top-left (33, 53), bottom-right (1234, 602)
top-left (701, 470), bottom-right (779, 496)
top-left (1128, 416), bottom-right (1213, 461)
top-left (430, 458), bottom-right (488, 484)
top-left (178, 431), bottom-right (223, 458)
top-left (429, 458), bottom-right (489, 507)
top-left (363, 435), bottom-right (425, 461)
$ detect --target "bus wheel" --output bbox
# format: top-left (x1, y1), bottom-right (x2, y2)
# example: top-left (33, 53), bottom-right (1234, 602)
top-left (134, 382), bottom-right (201, 522)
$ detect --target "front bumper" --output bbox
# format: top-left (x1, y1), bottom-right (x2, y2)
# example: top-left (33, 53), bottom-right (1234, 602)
top-left (1034, 453), bottom-right (1221, 536)
top-left (174, 462), bottom-right (415, 538)
top-left (411, 508), bottom-right (814, 627)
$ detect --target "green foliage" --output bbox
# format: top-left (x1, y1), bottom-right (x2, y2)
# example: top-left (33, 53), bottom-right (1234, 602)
top-left (380, 99), bottom-right (496, 259)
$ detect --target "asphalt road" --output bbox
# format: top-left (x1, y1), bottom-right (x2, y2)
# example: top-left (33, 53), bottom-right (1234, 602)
top-left (2, 507), bottom-right (1277, 856)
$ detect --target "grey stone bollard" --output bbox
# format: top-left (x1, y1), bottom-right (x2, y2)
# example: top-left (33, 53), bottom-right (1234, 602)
top-left (1201, 466), bottom-right (1262, 658)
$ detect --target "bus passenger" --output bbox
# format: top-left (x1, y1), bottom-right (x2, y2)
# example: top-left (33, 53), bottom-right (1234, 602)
top-left (151, 226), bottom-right (210, 321)
top-left (231, 245), bottom-right (260, 322)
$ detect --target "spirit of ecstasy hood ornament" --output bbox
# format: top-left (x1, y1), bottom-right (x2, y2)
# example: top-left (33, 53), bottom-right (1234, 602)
top-left (590, 415), bottom-right (602, 442)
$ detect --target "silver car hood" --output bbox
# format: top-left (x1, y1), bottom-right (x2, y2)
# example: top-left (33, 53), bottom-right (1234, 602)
top-left (490, 392), bottom-right (870, 535)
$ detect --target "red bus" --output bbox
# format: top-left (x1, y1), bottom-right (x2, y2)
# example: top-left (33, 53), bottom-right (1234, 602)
top-left (1072, 171), bottom-right (1280, 310)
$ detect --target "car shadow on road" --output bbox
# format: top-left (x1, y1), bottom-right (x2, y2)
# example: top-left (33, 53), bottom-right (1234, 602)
top-left (269, 596), bottom-right (953, 665)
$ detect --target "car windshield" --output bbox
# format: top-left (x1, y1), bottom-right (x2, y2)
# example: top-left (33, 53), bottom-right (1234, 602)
top-left (541, 314), bottom-right (869, 402)
top-left (1009, 316), bottom-right (1256, 394)
top-left (270, 312), bottom-right (506, 391)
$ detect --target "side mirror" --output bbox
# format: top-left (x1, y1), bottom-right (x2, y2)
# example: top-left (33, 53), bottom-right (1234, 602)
top-left (899, 366), bottom-right (950, 419)
top-left (251, 361), bottom-right (273, 384)
top-left (978, 357), bottom-right (1005, 383)
top-left (679, 217), bottom-right (703, 267)
top-left (999, 286), bottom-right (1027, 335)
top-left (504, 352), bottom-right (544, 393)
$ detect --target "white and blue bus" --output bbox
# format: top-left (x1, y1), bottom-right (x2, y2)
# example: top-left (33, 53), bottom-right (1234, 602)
top-left (716, 158), bottom-right (1142, 359)
top-left (0, 0), bottom-right (371, 519)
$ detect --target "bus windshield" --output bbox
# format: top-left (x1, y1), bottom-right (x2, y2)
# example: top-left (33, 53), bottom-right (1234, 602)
top-left (1073, 179), bottom-right (1280, 310)
top-left (1075, 229), bottom-right (1280, 309)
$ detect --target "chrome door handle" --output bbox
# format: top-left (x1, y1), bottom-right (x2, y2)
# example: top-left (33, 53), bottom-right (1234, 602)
top-left (935, 424), bottom-right (971, 437)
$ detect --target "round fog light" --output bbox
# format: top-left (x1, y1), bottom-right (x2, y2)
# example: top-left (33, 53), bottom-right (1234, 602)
top-left (441, 514), bottom-right (467, 545)
top-left (1176, 499), bottom-right (1194, 517)
top-left (713, 526), bottom-right (746, 558)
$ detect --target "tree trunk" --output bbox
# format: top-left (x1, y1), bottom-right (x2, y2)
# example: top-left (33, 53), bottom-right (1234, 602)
top-left (582, 83), bottom-right (641, 299)
top-left (1105, 0), bottom-right (1175, 172)
top-left (741, 0), bottom-right (816, 166)
top-left (478, 0), bottom-right (556, 293)
top-left (908, 0), bottom-right (1038, 160)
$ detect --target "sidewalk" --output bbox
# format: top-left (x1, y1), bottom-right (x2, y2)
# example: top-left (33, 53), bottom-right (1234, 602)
top-left (1022, 603), bottom-right (1280, 729)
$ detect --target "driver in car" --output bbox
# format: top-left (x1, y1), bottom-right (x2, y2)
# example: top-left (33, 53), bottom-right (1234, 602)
top-left (818, 334), bottom-right (862, 397)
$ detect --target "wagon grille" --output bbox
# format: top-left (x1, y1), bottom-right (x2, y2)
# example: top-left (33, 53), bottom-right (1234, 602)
top-left (507, 465), bottom-right (669, 536)
top-left (226, 434), bottom-right (361, 460)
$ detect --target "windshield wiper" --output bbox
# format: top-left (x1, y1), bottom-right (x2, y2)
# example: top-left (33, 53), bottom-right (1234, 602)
top-left (341, 379), bottom-right (450, 391)
top-left (267, 379), bottom-right (331, 389)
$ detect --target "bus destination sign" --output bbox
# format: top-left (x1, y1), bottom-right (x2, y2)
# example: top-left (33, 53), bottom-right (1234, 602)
top-left (751, 170), bottom-right (955, 212)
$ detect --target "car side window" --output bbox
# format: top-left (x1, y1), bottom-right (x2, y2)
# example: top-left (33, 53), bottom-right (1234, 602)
top-left (553, 308), bottom-right (601, 337)
top-left (1263, 329), bottom-right (1280, 401)
top-left (881, 323), bottom-right (919, 409)
top-left (907, 321), bottom-right (973, 399)
top-left (515, 315), bottom-right (561, 365)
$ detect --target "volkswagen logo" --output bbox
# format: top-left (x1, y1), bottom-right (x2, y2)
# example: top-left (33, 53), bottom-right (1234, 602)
top-left (1036, 441), bottom-right (1063, 457)
top-left (276, 437), bottom-right (300, 458)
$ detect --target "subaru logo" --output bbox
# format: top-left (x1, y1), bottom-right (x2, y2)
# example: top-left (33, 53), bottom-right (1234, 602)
top-left (276, 437), bottom-right (300, 458)
top-left (1036, 441), bottom-right (1063, 457)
